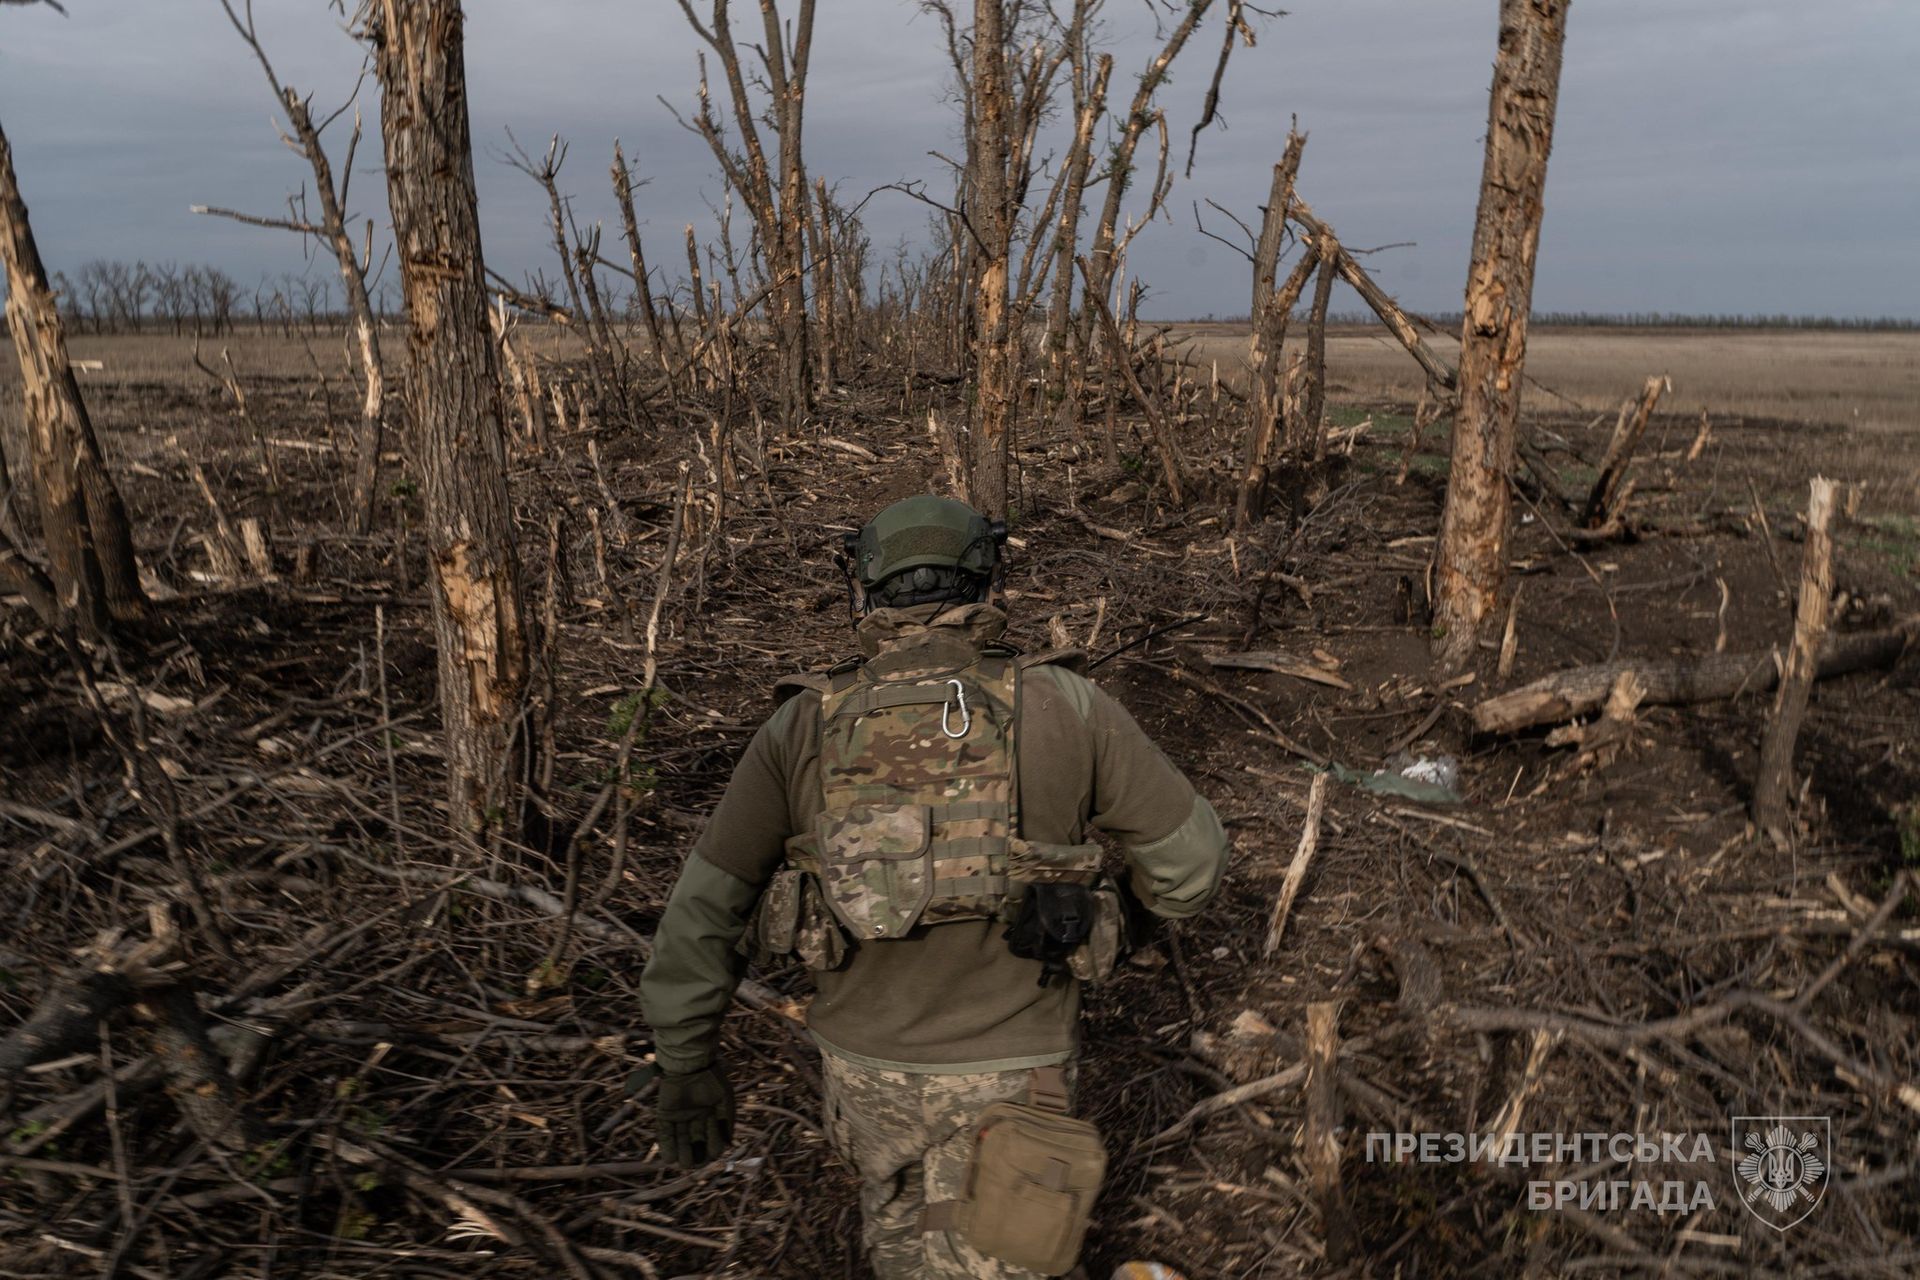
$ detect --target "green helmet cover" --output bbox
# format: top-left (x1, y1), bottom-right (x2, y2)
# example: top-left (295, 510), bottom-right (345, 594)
top-left (849, 496), bottom-right (1000, 592)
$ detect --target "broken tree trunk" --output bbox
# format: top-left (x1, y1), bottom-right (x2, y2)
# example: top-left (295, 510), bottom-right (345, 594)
top-left (967, 0), bottom-right (1017, 520)
top-left (0, 116), bottom-right (147, 633)
top-left (1235, 132), bottom-right (1308, 531)
top-left (1285, 198), bottom-right (1457, 392)
top-left (1431, 0), bottom-right (1570, 671)
top-left (1304, 1000), bottom-right (1353, 1266)
top-left (207, 2), bottom-right (391, 536)
top-left (366, 0), bottom-right (533, 847)
top-left (1752, 477), bottom-right (1838, 840)
top-left (1298, 234), bottom-right (1337, 461)
top-left (1472, 617), bottom-right (1914, 735)
top-left (612, 141), bottom-right (676, 395)
top-left (1075, 0), bottom-right (1215, 371)
top-left (1581, 375), bottom-right (1667, 528)
top-left (1044, 51), bottom-right (1112, 410)
top-left (1079, 256), bottom-right (1184, 506)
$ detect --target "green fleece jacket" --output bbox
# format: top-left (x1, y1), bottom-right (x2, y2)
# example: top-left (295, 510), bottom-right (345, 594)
top-left (639, 604), bottom-right (1229, 1073)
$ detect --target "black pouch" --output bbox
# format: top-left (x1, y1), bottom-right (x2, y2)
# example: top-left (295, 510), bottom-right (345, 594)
top-left (1004, 882), bottom-right (1095, 986)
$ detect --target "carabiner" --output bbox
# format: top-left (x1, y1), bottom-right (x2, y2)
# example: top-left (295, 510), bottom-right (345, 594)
top-left (941, 678), bottom-right (971, 739)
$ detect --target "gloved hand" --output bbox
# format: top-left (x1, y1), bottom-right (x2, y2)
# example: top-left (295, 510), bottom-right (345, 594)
top-left (655, 1064), bottom-right (735, 1168)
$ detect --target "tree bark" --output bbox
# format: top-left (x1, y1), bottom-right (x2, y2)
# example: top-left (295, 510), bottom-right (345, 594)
top-left (0, 116), bottom-right (146, 633)
top-left (1432, 0), bottom-right (1569, 671)
top-left (1752, 477), bottom-right (1838, 840)
top-left (968, 0), bottom-right (1016, 519)
top-left (365, 0), bottom-right (533, 846)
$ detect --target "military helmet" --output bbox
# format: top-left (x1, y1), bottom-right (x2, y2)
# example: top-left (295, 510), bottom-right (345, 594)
top-left (843, 496), bottom-right (1006, 605)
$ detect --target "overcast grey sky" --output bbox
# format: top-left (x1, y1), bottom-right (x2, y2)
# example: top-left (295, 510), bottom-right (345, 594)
top-left (1, 1), bottom-right (1916, 320)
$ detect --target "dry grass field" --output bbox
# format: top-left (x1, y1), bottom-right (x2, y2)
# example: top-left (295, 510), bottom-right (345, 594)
top-left (1169, 322), bottom-right (1920, 432)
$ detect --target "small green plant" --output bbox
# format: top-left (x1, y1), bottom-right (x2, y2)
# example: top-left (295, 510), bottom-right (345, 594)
top-left (335, 1204), bottom-right (377, 1241)
top-left (1858, 514), bottom-right (1920, 577)
top-left (346, 1104), bottom-right (388, 1139)
top-left (241, 1142), bottom-right (294, 1179)
top-left (606, 686), bottom-right (670, 739)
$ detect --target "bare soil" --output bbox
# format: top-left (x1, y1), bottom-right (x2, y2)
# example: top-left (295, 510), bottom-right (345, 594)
top-left (2, 329), bottom-right (1917, 1277)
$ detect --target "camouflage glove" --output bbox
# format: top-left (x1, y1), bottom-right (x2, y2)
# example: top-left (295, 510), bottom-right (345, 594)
top-left (656, 1064), bottom-right (735, 1168)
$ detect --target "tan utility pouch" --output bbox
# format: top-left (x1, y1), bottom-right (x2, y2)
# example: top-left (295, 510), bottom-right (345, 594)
top-left (1066, 879), bottom-right (1125, 983)
top-left (737, 867), bottom-right (849, 971)
top-left (924, 1068), bottom-right (1106, 1276)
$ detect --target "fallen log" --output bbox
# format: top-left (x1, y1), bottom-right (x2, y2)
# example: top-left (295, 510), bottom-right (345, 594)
top-left (1471, 619), bottom-right (1918, 735)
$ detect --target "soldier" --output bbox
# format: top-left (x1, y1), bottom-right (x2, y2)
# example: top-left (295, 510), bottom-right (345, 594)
top-left (639, 495), bottom-right (1229, 1279)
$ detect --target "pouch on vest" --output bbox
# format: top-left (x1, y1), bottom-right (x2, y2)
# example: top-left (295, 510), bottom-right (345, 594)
top-left (942, 1072), bottom-right (1106, 1275)
top-left (817, 802), bottom-right (934, 940)
top-left (1066, 880), bottom-right (1125, 983)
top-left (1004, 882), bottom-right (1094, 987)
top-left (739, 866), bottom-right (849, 971)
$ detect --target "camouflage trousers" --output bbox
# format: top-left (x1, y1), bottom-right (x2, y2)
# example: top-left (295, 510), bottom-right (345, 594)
top-left (821, 1050), bottom-right (1075, 1280)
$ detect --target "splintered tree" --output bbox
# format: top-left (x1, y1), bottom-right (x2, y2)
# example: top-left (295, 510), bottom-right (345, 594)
top-left (1432, 0), bottom-right (1570, 670)
top-left (670, 0), bottom-right (817, 426)
top-left (202, 0), bottom-right (390, 536)
top-left (967, 0), bottom-right (1016, 518)
top-left (360, 0), bottom-right (533, 845)
top-left (1073, 0), bottom-right (1216, 373)
top-left (0, 116), bottom-right (146, 634)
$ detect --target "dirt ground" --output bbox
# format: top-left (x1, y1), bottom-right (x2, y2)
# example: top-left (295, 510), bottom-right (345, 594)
top-left (2, 327), bottom-right (1917, 1277)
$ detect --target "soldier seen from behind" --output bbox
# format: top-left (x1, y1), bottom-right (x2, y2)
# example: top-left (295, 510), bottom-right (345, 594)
top-left (639, 495), bottom-right (1230, 1279)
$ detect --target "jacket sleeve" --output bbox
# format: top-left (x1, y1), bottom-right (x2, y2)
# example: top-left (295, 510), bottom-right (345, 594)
top-left (1046, 667), bottom-right (1230, 920)
top-left (639, 701), bottom-right (801, 1073)
top-left (640, 852), bottom-right (761, 1073)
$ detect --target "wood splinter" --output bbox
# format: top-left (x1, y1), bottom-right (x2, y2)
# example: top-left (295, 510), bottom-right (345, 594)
top-left (1264, 772), bottom-right (1327, 956)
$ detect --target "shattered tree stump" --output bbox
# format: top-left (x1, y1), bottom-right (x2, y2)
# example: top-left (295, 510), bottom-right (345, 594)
top-left (1752, 476), bottom-right (1840, 841)
top-left (1304, 1000), bottom-right (1353, 1265)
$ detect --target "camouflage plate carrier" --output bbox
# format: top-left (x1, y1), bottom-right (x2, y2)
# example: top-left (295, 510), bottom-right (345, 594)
top-left (743, 647), bottom-right (1124, 980)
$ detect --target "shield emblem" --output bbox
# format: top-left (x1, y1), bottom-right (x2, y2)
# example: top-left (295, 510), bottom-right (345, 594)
top-left (1731, 1116), bottom-right (1829, 1230)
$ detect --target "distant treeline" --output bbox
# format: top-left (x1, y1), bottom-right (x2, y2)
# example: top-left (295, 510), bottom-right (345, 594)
top-left (43, 259), bottom-right (401, 338)
top-left (1189, 309), bottom-right (1920, 332)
